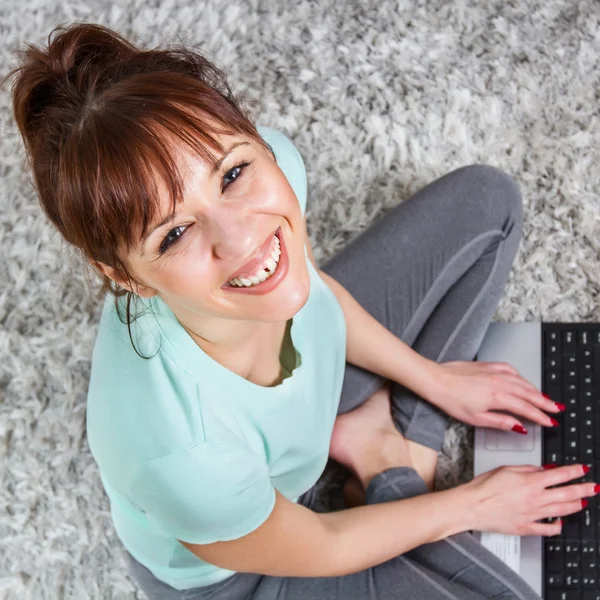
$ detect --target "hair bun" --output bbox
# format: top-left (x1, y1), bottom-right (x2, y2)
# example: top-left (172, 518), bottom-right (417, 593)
top-left (2, 23), bottom-right (137, 143)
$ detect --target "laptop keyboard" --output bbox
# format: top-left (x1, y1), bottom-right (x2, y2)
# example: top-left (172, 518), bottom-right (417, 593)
top-left (542, 323), bottom-right (600, 600)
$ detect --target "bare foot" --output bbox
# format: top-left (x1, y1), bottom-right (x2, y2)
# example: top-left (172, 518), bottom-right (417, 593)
top-left (329, 381), bottom-right (413, 492)
top-left (405, 440), bottom-right (439, 492)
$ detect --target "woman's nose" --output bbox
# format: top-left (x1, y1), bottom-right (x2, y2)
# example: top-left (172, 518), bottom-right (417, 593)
top-left (211, 221), bottom-right (263, 260)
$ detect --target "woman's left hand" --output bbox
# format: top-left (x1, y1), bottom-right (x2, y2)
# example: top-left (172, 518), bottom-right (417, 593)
top-left (429, 360), bottom-right (565, 432)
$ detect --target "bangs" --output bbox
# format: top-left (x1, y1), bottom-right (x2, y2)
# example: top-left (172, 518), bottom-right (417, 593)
top-left (57, 72), bottom-right (267, 260)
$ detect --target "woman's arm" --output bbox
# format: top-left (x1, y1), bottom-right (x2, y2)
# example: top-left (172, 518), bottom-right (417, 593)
top-left (180, 463), bottom-right (591, 578)
top-left (180, 486), bottom-right (471, 578)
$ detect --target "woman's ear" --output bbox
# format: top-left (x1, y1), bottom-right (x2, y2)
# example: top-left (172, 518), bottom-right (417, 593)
top-left (93, 261), bottom-right (157, 298)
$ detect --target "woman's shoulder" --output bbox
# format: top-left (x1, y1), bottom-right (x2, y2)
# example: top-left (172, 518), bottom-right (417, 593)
top-left (86, 294), bottom-right (203, 467)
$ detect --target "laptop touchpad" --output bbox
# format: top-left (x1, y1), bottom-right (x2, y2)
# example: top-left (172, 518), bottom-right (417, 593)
top-left (485, 423), bottom-right (535, 451)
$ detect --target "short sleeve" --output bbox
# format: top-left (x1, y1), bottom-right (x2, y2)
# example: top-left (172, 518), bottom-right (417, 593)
top-left (130, 441), bottom-right (276, 545)
top-left (257, 126), bottom-right (307, 216)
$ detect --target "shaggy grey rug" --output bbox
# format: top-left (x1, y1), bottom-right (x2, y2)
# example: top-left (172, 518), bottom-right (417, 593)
top-left (1, 0), bottom-right (599, 597)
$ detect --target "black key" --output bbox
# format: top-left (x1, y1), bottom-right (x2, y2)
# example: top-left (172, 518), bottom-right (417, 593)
top-left (565, 425), bottom-right (579, 441)
top-left (566, 557), bottom-right (582, 572)
top-left (582, 559), bottom-right (598, 577)
top-left (581, 507), bottom-right (595, 540)
top-left (547, 540), bottom-right (565, 572)
top-left (581, 432), bottom-right (594, 461)
top-left (547, 573), bottom-right (565, 588)
top-left (548, 370), bottom-right (562, 385)
top-left (546, 425), bottom-right (563, 454)
top-left (583, 592), bottom-right (600, 600)
top-left (546, 384), bottom-right (563, 403)
top-left (582, 543), bottom-right (597, 559)
top-left (583, 576), bottom-right (598, 589)
top-left (593, 346), bottom-right (600, 373)
top-left (547, 330), bottom-right (561, 356)
top-left (581, 377), bottom-right (595, 393)
top-left (566, 410), bottom-right (579, 428)
top-left (580, 330), bottom-right (592, 347)
top-left (564, 330), bottom-right (577, 354)
top-left (565, 369), bottom-right (578, 383)
top-left (566, 384), bottom-right (579, 400)
top-left (547, 592), bottom-right (579, 600)
top-left (565, 542), bottom-right (581, 556)
top-left (566, 438), bottom-right (580, 455)
top-left (566, 573), bottom-right (582, 589)
top-left (563, 514), bottom-right (581, 539)
top-left (547, 355), bottom-right (560, 369)
top-left (548, 592), bottom-right (581, 600)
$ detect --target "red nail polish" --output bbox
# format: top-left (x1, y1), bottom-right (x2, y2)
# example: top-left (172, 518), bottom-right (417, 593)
top-left (550, 418), bottom-right (560, 427)
top-left (512, 425), bottom-right (528, 434)
top-left (554, 402), bottom-right (566, 411)
top-left (543, 464), bottom-right (558, 469)
top-left (582, 499), bottom-right (589, 509)
top-left (583, 465), bottom-right (591, 474)
top-left (543, 393), bottom-right (553, 400)
top-left (594, 484), bottom-right (600, 494)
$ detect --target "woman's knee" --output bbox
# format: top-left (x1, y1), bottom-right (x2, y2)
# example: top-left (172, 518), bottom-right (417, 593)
top-left (460, 164), bottom-right (523, 220)
top-left (442, 163), bottom-right (524, 238)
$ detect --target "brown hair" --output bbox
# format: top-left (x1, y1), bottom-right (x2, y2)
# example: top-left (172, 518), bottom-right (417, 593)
top-left (2, 22), bottom-right (274, 357)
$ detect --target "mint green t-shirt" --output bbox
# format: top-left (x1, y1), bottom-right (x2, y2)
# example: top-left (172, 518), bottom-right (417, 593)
top-left (86, 126), bottom-right (347, 591)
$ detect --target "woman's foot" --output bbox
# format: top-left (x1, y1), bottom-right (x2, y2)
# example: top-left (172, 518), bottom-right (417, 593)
top-left (405, 440), bottom-right (439, 492)
top-left (329, 381), bottom-right (413, 493)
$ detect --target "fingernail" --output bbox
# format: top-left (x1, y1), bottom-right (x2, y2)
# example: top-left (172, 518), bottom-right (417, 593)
top-left (550, 417), bottom-right (560, 427)
top-left (543, 463), bottom-right (558, 469)
top-left (512, 425), bottom-right (528, 434)
top-left (554, 402), bottom-right (566, 411)
top-left (583, 465), bottom-right (591, 474)
top-left (582, 499), bottom-right (589, 509)
top-left (594, 484), bottom-right (600, 494)
top-left (543, 393), bottom-right (553, 400)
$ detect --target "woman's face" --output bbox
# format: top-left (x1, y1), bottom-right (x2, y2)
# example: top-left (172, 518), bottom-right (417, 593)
top-left (110, 129), bottom-right (311, 342)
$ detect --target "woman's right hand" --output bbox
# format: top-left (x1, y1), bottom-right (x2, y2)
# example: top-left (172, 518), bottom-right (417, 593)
top-left (461, 463), bottom-right (598, 537)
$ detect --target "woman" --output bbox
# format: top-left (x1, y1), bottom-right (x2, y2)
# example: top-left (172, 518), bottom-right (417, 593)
top-left (4, 22), bottom-right (594, 600)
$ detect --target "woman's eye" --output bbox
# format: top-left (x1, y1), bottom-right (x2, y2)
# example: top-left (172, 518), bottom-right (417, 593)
top-left (159, 225), bottom-right (187, 255)
top-left (221, 161), bottom-right (251, 191)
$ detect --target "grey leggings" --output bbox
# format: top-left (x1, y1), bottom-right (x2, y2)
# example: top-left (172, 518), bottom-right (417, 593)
top-left (126, 164), bottom-right (541, 600)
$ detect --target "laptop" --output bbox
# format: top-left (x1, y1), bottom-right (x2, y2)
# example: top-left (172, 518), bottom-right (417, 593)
top-left (473, 321), bottom-right (600, 600)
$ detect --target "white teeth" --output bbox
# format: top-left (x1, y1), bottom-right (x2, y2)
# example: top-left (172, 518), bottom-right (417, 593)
top-left (228, 233), bottom-right (282, 287)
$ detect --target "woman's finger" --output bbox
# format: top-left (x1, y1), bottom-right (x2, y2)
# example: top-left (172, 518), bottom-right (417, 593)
top-left (501, 394), bottom-right (559, 428)
top-left (508, 465), bottom-right (546, 473)
top-left (501, 377), bottom-right (563, 413)
top-left (526, 520), bottom-right (563, 537)
top-left (483, 361), bottom-right (520, 375)
top-left (537, 499), bottom-right (588, 519)
top-left (487, 368), bottom-right (547, 398)
top-left (536, 463), bottom-right (589, 487)
top-left (541, 482), bottom-right (598, 507)
top-left (475, 411), bottom-right (527, 432)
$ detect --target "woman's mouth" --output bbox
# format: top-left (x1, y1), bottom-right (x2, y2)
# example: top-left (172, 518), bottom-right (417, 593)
top-left (221, 226), bottom-right (289, 294)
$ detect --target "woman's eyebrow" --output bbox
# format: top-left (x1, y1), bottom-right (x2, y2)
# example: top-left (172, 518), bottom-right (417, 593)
top-left (140, 141), bottom-right (251, 252)
top-left (209, 141), bottom-right (250, 175)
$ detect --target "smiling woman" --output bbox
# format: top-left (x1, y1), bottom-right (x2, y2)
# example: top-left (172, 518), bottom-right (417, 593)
top-left (4, 19), bottom-right (556, 600)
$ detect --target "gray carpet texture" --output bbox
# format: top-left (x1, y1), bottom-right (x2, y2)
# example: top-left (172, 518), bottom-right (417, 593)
top-left (1, 0), bottom-right (599, 598)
